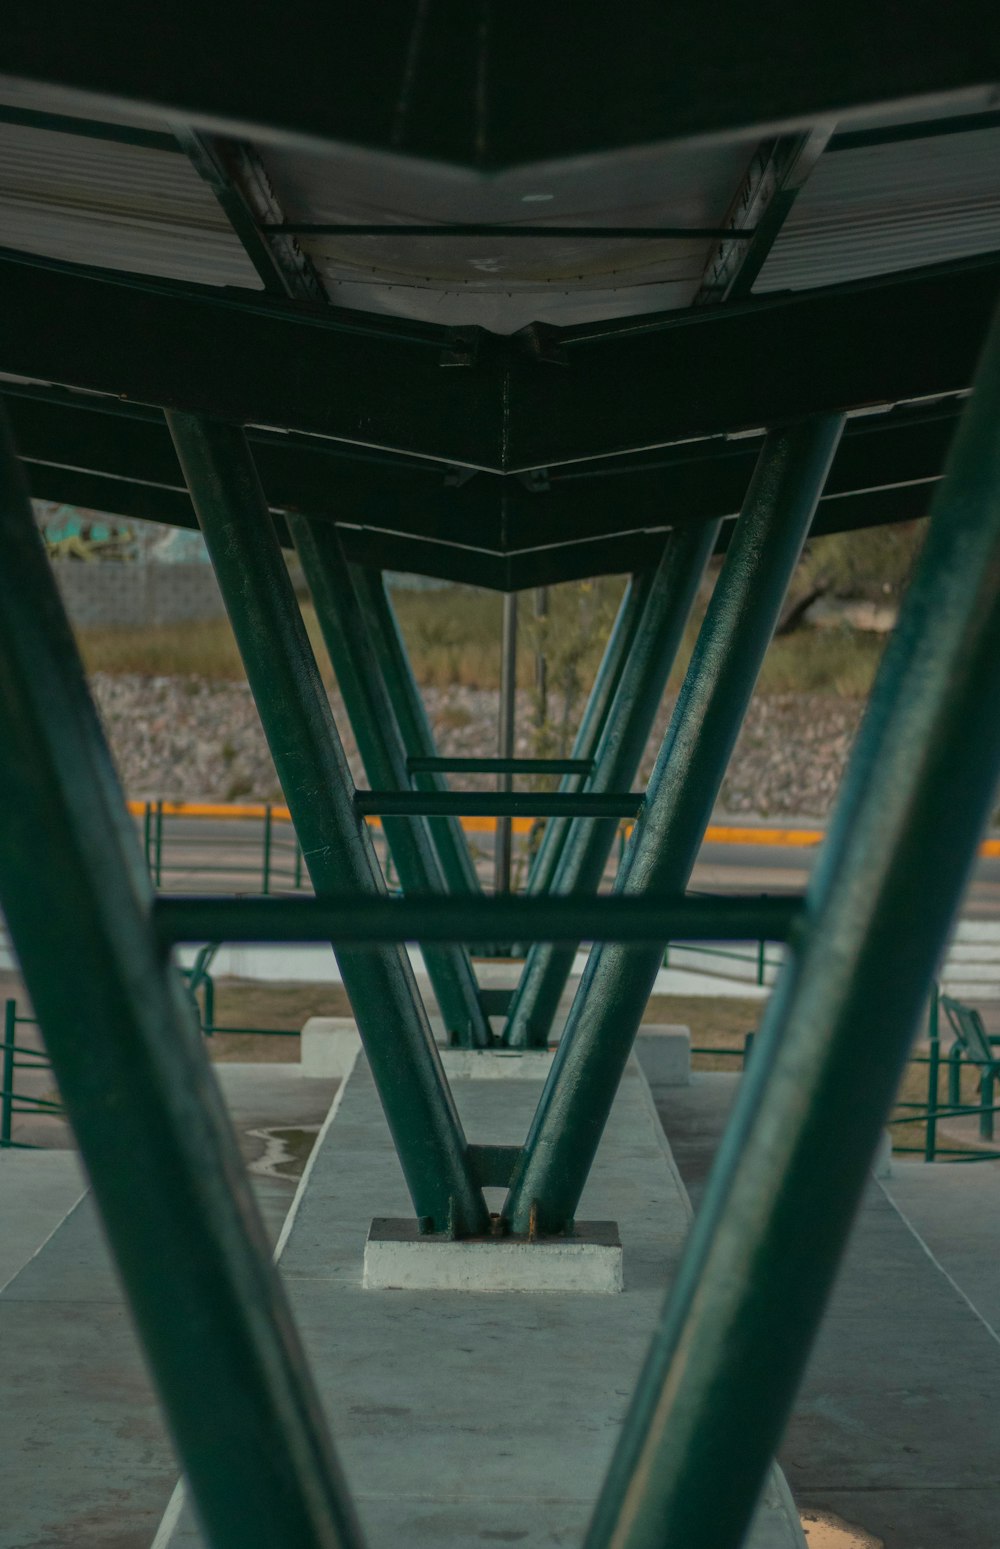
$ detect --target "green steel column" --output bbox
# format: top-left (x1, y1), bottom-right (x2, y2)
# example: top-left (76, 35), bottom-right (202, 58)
top-left (288, 514), bottom-right (490, 1048)
top-left (586, 314), bottom-right (1000, 1549)
top-left (352, 566), bottom-right (482, 895)
top-left (505, 416), bottom-right (844, 1228)
top-left (526, 571), bottom-right (652, 895)
top-left (167, 413), bottom-right (488, 1236)
top-left (505, 524), bottom-right (719, 1048)
top-left (0, 410), bottom-right (364, 1549)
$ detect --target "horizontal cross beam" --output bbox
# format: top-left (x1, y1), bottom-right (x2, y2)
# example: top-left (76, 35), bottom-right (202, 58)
top-left (152, 893), bottom-right (804, 946)
top-left (353, 791), bottom-right (644, 819)
top-left (0, 249), bottom-right (995, 472)
top-left (406, 757), bottom-right (595, 775)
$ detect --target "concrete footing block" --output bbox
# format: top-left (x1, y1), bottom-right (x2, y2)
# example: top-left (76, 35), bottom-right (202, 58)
top-left (440, 1048), bottom-right (555, 1080)
top-left (635, 1024), bottom-right (691, 1086)
top-left (300, 1017), bottom-right (361, 1078)
top-left (363, 1218), bottom-right (624, 1293)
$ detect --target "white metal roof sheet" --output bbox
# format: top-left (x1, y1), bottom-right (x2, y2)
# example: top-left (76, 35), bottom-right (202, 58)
top-left (755, 126), bottom-right (1000, 293)
top-left (0, 121), bottom-right (262, 288)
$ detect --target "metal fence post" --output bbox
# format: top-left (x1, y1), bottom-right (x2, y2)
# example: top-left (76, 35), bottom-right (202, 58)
top-left (505, 416), bottom-right (845, 1230)
top-left (505, 523), bottom-right (720, 1048)
top-left (925, 982), bottom-right (940, 1162)
top-left (495, 591), bottom-right (519, 896)
top-left (584, 305), bottom-right (1000, 1549)
top-left (154, 799), bottom-right (164, 886)
top-left (167, 411), bottom-right (489, 1235)
top-left (261, 802), bottom-right (272, 896)
top-left (2, 999), bottom-right (15, 1146)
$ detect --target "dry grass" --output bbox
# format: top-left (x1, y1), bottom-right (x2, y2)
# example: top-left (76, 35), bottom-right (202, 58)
top-left (77, 604), bottom-right (337, 687)
top-left (76, 581), bottom-right (885, 699)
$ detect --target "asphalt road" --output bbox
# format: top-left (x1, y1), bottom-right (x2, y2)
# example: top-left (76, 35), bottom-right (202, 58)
top-left (143, 816), bottom-right (1000, 917)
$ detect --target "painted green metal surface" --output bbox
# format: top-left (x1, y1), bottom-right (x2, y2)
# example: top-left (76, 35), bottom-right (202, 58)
top-left (0, 249), bottom-right (996, 474)
top-left (153, 893), bottom-right (802, 946)
top-left (505, 415), bottom-right (845, 1231)
top-left (408, 756), bottom-right (594, 775)
top-left (506, 522), bottom-right (719, 1049)
top-left (585, 308), bottom-right (1000, 1549)
top-left (526, 573), bottom-right (651, 896)
top-left (355, 791), bottom-right (643, 818)
top-left (0, 409), bottom-right (364, 1549)
top-left (290, 514), bottom-right (490, 1048)
top-left (166, 411), bottom-right (488, 1236)
top-left (352, 567), bottom-right (482, 896)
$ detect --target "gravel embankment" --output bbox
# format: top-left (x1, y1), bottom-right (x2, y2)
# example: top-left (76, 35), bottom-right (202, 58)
top-left (92, 674), bottom-right (865, 821)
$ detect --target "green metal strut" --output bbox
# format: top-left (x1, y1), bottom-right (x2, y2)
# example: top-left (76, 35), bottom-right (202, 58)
top-left (289, 514), bottom-right (490, 1048)
top-left (166, 412), bottom-right (489, 1237)
top-left (0, 409), bottom-right (365, 1549)
top-left (505, 523), bottom-right (719, 1049)
top-left (526, 571), bottom-right (652, 896)
top-left (351, 566), bottom-right (483, 897)
top-left (504, 415), bottom-right (844, 1232)
top-left (585, 312), bottom-right (1000, 1549)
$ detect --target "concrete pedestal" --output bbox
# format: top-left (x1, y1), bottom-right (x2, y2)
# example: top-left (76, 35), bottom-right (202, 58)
top-left (157, 1043), bottom-right (803, 1548)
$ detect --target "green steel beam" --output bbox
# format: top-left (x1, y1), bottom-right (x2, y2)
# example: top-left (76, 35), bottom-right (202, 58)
top-left (166, 412), bottom-right (488, 1236)
top-left (14, 447), bottom-right (934, 593)
top-left (586, 304), bottom-right (1000, 1549)
top-left (352, 568), bottom-right (482, 896)
top-left (505, 415), bottom-right (845, 1231)
top-left (290, 515), bottom-right (490, 1048)
top-left (0, 408), bottom-right (364, 1549)
top-left (355, 792), bottom-right (643, 819)
top-left (177, 130), bottom-right (327, 302)
top-left (0, 248), bottom-right (995, 471)
top-left (154, 893), bottom-right (803, 946)
top-left (2, 384), bottom-right (960, 555)
top-left (506, 522), bottom-right (720, 1048)
top-left (697, 130), bottom-right (830, 305)
top-left (3, 6), bottom-right (999, 165)
top-left (408, 756), bottom-right (594, 776)
top-left (526, 573), bottom-right (652, 896)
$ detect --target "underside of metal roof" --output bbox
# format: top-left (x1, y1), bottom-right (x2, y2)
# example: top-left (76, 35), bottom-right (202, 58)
top-left (1, 10), bottom-right (999, 587)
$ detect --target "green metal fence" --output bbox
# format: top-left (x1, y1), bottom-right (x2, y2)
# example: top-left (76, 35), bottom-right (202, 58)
top-left (0, 999), bottom-right (64, 1147)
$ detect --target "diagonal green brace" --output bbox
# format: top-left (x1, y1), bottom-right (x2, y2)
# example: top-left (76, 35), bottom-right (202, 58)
top-left (505, 523), bottom-right (719, 1048)
top-left (526, 571), bottom-right (652, 895)
top-left (351, 565), bottom-right (483, 897)
top-left (167, 412), bottom-right (489, 1236)
top-left (0, 409), bottom-right (365, 1549)
top-left (505, 415), bottom-right (845, 1231)
top-left (289, 514), bottom-right (490, 1048)
top-left (586, 308), bottom-right (1000, 1549)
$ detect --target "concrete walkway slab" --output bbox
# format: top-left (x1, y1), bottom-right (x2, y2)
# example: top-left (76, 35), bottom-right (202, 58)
top-left (0, 1064), bottom-right (338, 1549)
top-left (0, 1150), bottom-right (86, 1293)
top-left (161, 1053), bottom-right (803, 1548)
top-left (649, 1070), bottom-right (1000, 1549)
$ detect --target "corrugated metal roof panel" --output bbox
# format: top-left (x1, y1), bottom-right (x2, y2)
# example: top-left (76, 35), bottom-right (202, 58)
top-left (0, 122), bottom-right (262, 288)
top-left (755, 126), bottom-right (1000, 293)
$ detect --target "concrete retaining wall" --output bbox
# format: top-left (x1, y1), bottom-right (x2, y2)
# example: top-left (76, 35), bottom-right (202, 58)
top-left (51, 561), bottom-right (226, 628)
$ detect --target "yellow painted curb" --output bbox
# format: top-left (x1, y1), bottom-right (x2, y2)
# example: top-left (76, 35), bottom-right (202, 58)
top-left (126, 800), bottom-right (998, 855)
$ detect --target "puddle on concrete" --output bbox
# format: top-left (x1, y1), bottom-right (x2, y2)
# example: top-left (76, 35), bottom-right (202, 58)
top-left (246, 1126), bottom-right (320, 1181)
top-left (800, 1511), bottom-right (884, 1549)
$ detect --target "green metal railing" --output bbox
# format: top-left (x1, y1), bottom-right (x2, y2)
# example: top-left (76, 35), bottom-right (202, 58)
top-left (689, 985), bottom-right (1000, 1164)
top-left (139, 799), bottom-right (310, 894)
top-left (0, 999), bottom-right (64, 1148)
